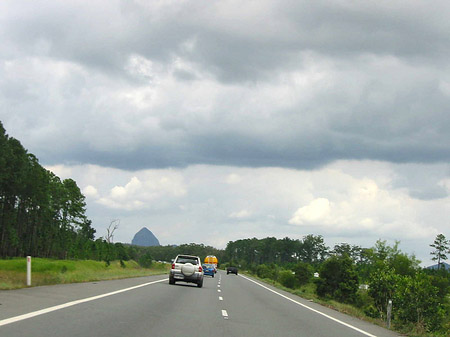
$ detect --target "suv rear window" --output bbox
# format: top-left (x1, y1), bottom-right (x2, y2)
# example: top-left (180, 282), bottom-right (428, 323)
top-left (176, 256), bottom-right (198, 265)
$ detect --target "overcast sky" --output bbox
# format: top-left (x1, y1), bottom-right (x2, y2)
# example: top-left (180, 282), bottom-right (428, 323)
top-left (1, 0), bottom-right (449, 266)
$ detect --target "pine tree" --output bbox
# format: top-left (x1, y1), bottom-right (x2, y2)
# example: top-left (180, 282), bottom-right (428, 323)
top-left (430, 234), bottom-right (449, 270)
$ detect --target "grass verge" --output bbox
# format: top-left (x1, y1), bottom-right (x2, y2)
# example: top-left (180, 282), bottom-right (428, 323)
top-left (0, 258), bottom-right (169, 290)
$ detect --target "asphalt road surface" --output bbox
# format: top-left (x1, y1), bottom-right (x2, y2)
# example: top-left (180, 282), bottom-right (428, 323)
top-left (0, 271), bottom-right (400, 337)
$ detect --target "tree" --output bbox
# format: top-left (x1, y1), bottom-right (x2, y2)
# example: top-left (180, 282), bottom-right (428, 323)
top-left (368, 265), bottom-right (400, 319)
top-left (300, 234), bottom-right (329, 265)
top-left (316, 255), bottom-right (359, 303)
top-left (293, 261), bottom-right (314, 286)
top-left (430, 234), bottom-right (449, 270)
top-left (105, 219), bottom-right (120, 244)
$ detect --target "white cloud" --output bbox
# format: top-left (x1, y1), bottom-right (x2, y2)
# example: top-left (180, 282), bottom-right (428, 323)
top-left (82, 185), bottom-right (99, 198)
top-left (96, 173), bottom-right (186, 211)
top-left (289, 198), bottom-right (331, 225)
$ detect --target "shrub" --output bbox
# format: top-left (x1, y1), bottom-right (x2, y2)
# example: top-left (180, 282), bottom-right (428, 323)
top-left (256, 264), bottom-right (278, 280)
top-left (293, 262), bottom-right (314, 286)
top-left (368, 266), bottom-right (400, 319)
top-left (316, 255), bottom-right (359, 303)
top-left (138, 252), bottom-right (153, 268)
top-left (279, 270), bottom-right (297, 289)
top-left (394, 273), bottom-right (444, 332)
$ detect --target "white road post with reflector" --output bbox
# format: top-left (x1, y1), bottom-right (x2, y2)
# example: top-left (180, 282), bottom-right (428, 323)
top-left (27, 256), bottom-right (31, 286)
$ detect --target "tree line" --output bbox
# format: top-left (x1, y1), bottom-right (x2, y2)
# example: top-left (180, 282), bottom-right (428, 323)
top-left (221, 235), bottom-right (449, 335)
top-left (0, 122), bottom-right (97, 258)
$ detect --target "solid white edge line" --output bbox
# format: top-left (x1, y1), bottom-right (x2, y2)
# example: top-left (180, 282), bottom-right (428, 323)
top-left (0, 278), bottom-right (168, 327)
top-left (240, 275), bottom-right (377, 337)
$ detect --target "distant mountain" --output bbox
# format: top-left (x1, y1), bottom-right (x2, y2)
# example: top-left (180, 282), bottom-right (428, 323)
top-left (426, 262), bottom-right (450, 270)
top-left (131, 227), bottom-right (160, 247)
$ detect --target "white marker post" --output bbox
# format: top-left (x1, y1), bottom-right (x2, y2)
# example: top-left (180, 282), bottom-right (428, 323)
top-left (26, 256), bottom-right (31, 286)
top-left (387, 300), bottom-right (392, 329)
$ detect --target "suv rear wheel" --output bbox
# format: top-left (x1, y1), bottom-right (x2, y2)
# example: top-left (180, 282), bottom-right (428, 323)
top-left (197, 279), bottom-right (203, 288)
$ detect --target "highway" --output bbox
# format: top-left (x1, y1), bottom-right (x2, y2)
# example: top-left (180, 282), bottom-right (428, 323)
top-left (0, 271), bottom-right (400, 337)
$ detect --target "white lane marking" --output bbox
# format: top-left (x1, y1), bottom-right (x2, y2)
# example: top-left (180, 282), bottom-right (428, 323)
top-left (217, 284), bottom-right (220, 287)
top-left (218, 289), bottom-right (221, 293)
top-left (240, 275), bottom-right (377, 337)
top-left (0, 278), bottom-right (168, 327)
top-left (221, 310), bottom-right (228, 319)
top-left (219, 296), bottom-right (223, 301)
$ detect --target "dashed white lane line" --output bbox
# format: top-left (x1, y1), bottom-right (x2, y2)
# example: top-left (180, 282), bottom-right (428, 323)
top-left (218, 289), bottom-right (221, 293)
top-left (0, 278), bottom-right (168, 328)
top-left (221, 310), bottom-right (229, 319)
top-left (219, 296), bottom-right (223, 301)
top-left (239, 275), bottom-right (377, 337)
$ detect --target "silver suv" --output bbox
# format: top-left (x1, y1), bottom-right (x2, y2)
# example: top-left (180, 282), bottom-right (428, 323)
top-left (169, 254), bottom-right (204, 287)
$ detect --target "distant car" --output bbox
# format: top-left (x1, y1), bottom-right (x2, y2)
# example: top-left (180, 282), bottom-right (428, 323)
top-left (169, 254), bottom-right (204, 287)
top-left (202, 264), bottom-right (215, 277)
top-left (226, 266), bottom-right (238, 275)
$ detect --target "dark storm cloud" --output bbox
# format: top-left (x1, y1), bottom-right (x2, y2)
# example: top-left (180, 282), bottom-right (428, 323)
top-left (1, 0), bottom-right (450, 173)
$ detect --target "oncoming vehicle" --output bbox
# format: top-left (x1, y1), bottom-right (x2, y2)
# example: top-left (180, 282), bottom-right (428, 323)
top-left (169, 254), bottom-right (204, 287)
top-left (202, 264), bottom-right (215, 277)
top-left (227, 266), bottom-right (238, 275)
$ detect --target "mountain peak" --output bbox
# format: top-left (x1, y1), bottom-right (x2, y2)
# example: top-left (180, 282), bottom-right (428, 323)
top-left (131, 227), bottom-right (160, 247)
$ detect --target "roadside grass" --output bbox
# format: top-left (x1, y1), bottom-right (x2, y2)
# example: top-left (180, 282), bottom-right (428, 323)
top-left (0, 258), bottom-right (169, 290)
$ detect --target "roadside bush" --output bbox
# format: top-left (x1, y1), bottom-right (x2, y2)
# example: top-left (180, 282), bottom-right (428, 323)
top-left (368, 265), bottom-right (400, 319)
top-left (138, 252), bottom-right (153, 268)
top-left (293, 262), bottom-right (314, 286)
top-left (316, 255), bottom-right (359, 303)
top-left (278, 270), bottom-right (297, 289)
top-left (256, 264), bottom-right (278, 281)
top-left (394, 273), bottom-right (444, 333)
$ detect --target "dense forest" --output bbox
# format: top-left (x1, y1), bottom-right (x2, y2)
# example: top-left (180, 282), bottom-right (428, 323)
top-left (0, 121), bottom-right (95, 258)
top-left (0, 121), bottom-right (137, 262)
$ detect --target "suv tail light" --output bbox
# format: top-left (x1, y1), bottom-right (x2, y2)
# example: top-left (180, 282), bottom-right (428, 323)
top-left (171, 263), bottom-right (175, 269)
top-left (198, 265), bottom-right (203, 272)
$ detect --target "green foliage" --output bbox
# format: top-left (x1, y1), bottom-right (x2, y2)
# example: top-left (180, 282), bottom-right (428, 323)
top-left (0, 122), bottom-right (96, 259)
top-left (138, 252), bottom-right (153, 268)
top-left (369, 263), bottom-right (447, 333)
top-left (368, 265), bottom-right (400, 319)
top-left (430, 234), bottom-right (449, 269)
top-left (223, 235), bottom-right (329, 267)
top-left (316, 255), bottom-right (359, 303)
top-left (394, 273), bottom-right (444, 332)
top-left (428, 272), bottom-right (450, 300)
top-left (293, 261), bottom-right (314, 286)
top-left (278, 270), bottom-right (297, 289)
top-left (256, 263), bottom-right (279, 280)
